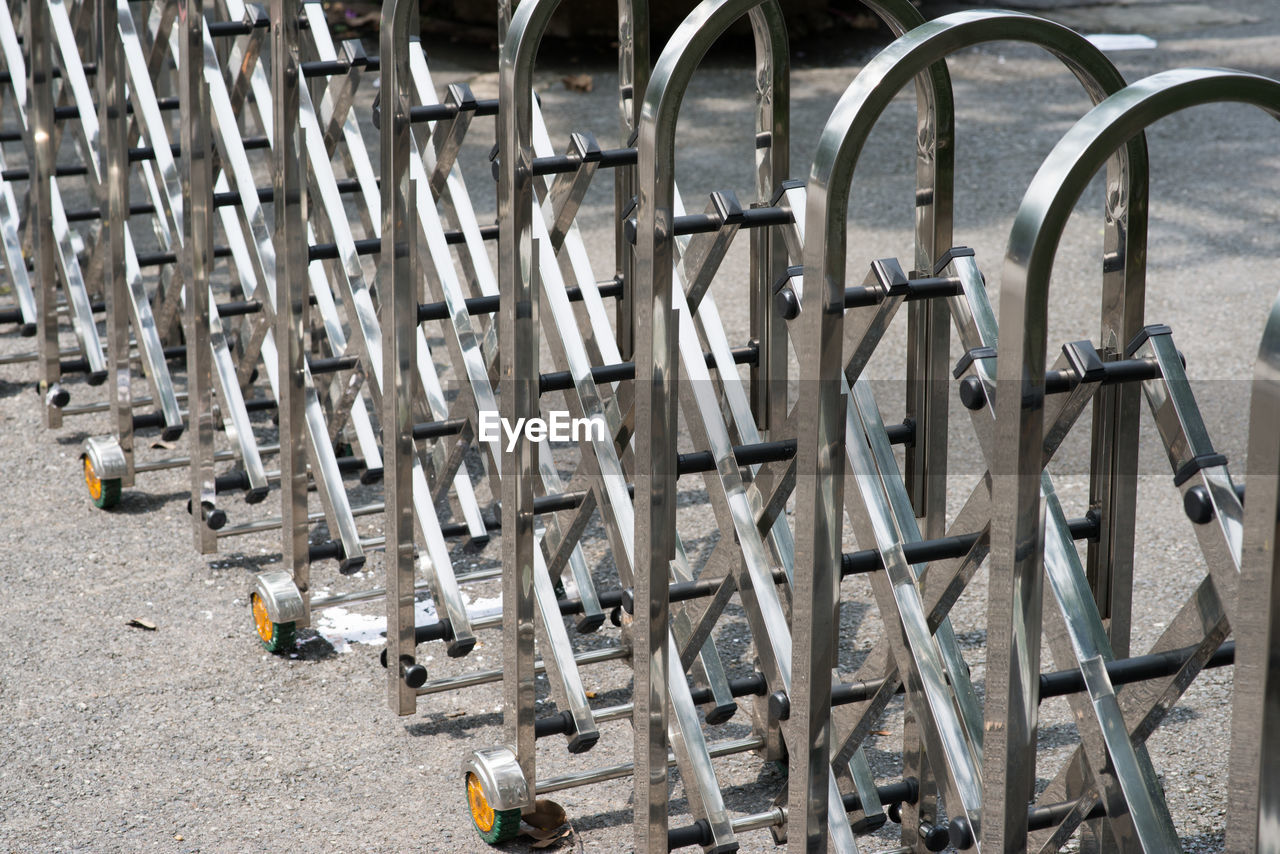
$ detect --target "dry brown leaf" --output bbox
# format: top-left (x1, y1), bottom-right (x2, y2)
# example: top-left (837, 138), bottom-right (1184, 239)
top-left (525, 798), bottom-right (568, 831)
top-left (529, 825), bottom-right (573, 848)
top-left (562, 73), bottom-right (593, 93)
top-left (871, 729), bottom-right (890, 736)
top-left (126, 618), bottom-right (158, 631)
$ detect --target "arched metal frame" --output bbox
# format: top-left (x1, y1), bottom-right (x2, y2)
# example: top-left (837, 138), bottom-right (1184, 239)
top-left (991, 65), bottom-right (1280, 854)
top-left (798, 10), bottom-right (1148, 851)
top-left (633, 0), bottom-right (789, 849)
top-left (497, 0), bottom-right (655, 813)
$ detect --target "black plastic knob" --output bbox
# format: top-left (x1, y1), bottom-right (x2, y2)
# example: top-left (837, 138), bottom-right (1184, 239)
top-left (774, 287), bottom-right (800, 320)
top-left (958, 375), bottom-right (987, 411)
top-left (921, 822), bottom-right (950, 852)
top-left (767, 690), bottom-right (790, 723)
top-left (1183, 485), bottom-right (1214, 525)
top-left (402, 662), bottom-right (427, 689)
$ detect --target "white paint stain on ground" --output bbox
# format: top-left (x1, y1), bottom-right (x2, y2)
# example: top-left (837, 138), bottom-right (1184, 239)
top-left (1085, 33), bottom-right (1158, 52)
top-left (314, 590), bottom-right (504, 653)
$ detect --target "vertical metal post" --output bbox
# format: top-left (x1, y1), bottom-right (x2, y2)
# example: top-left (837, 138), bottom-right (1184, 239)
top-left (746, 10), bottom-right (788, 436)
top-left (1229, 293), bottom-right (1280, 854)
top-left (789, 155), bottom-right (845, 854)
top-left (869, 2), bottom-right (956, 843)
top-left (1084, 186), bottom-right (1146, 660)
top-left (380, 0), bottom-right (419, 716)
top-left (101, 0), bottom-right (134, 486)
top-left (613, 0), bottom-right (646, 361)
top-left (498, 0), bottom-right (539, 805)
top-left (181, 0), bottom-right (217, 553)
top-left (26, 0), bottom-right (60, 428)
top-left (274, 0), bottom-right (309, 622)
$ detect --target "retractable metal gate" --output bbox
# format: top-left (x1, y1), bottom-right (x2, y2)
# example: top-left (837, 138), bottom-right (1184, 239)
top-left (3, 1), bottom-right (1280, 851)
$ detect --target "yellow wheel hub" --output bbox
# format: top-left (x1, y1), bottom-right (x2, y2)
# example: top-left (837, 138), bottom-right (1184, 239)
top-left (251, 593), bottom-right (274, 643)
top-left (83, 456), bottom-right (103, 501)
top-left (467, 773), bottom-right (495, 833)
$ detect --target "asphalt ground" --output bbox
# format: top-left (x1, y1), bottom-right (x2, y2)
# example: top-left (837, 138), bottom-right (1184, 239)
top-left (2, 0), bottom-right (1279, 851)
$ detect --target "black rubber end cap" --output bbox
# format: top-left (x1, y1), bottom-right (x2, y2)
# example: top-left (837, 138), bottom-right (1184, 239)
top-left (205, 508), bottom-right (227, 530)
top-left (609, 606), bottom-right (623, 627)
top-left (360, 467), bottom-right (384, 485)
top-left (244, 486), bottom-right (269, 505)
top-left (620, 588), bottom-right (635, 615)
top-left (566, 730), bottom-right (599, 755)
top-left (339, 555), bottom-right (366, 576)
top-left (923, 823), bottom-right (950, 852)
top-left (49, 387), bottom-right (70, 408)
top-left (87, 370), bottom-right (108, 387)
top-left (403, 663), bottom-right (427, 689)
top-left (575, 612), bottom-right (606, 635)
top-left (946, 817), bottom-right (973, 849)
top-left (703, 701), bottom-right (738, 726)
top-left (774, 287), bottom-right (800, 320)
top-left (20, 322), bottom-right (36, 337)
top-left (886, 802), bottom-right (902, 824)
top-left (447, 636), bottom-right (477, 659)
top-left (379, 648), bottom-right (389, 668)
top-left (161, 425), bottom-right (184, 443)
top-left (958, 375), bottom-right (986, 411)
top-left (1183, 485), bottom-right (1214, 525)
top-left (850, 814), bottom-right (887, 834)
top-left (767, 690), bottom-right (790, 723)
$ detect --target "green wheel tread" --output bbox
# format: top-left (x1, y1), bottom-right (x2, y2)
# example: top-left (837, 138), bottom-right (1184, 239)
top-left (476, 807), bottom-right (521, 845)
top-left (93, 478), bottom-right (122, 510)
top-left (260, 620), bottom-right (296, 653)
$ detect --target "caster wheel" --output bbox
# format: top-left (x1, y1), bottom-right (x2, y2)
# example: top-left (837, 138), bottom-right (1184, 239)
top-left (251, 590), bottom-right (296, 652)
top-left (466, 772), bottom-right (521, 845)
top-left (83, 455), bottom-right (121, 509)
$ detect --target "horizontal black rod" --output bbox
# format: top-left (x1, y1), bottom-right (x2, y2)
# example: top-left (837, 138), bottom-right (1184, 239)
top-left (415, 271), bottom-right (617, 324)
top-left (661, 513), bottom-right (1096, 613)
top-left (309, 224), bottom-right (498, 262)
top-left (529, 145), bottom-right (637, 178)
top-left (299, 54), bottom-right (380, 79)
top-left (626, 203), bottom-right (794, 243)
top-left (961, 357), bottom-right (1164, 411)
top-left (308, 355), bottom-right (359, 375)
top-left (216, 299), bottom-right (263, 318)
top-left (214, 176), bottom-right (366, 208)
top-left (844, 276), bottom-right (963, 309)
top-left (49, 94), bottom-right (178, 124)
top-left (136, 245), bottom-right (232, 267)
top-left (412, 418), bottom-right (467, 441)
top-left (0, 63), bottom-right (98, 85)
top-left (677, 438), bottom-right (796, 477)
top-left (538, 342), bottom-right (758, 395)
top-left (841, 512), bottom-right (1098, 578)
top-left (668, 780), bottom-right (919, 849)
top-left (828, 639), bottom-right (1235, 711)
top-left (409, 98), bottom-right (499, 124)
